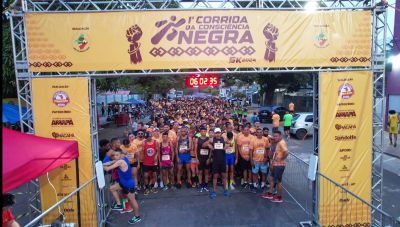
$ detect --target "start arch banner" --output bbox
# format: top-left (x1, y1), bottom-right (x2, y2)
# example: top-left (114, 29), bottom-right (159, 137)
top-left (26, 10), bottom-right (371, 72)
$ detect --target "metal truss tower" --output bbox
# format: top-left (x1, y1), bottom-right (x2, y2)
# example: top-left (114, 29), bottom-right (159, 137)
top-left (9, 0), bottom-right (387, 225)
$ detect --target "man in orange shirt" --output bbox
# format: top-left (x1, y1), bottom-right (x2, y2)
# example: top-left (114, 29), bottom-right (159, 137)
top-left (237, 127), bottom-right (253, 188)
top-left (271, 111), bottom-right (280, 132)
top-left (250, 128), bottom-right (270, 190)
top-left (263, 131), bottom-right (288, 203)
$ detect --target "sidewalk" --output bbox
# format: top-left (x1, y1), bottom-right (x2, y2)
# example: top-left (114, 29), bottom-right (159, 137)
top-left (383, 131), bottom-right (400, 159)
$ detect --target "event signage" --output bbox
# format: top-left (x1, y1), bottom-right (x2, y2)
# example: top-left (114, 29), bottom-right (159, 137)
top-left (186, 74), bottom-right (220, 88)
top-left (25, 10), bottom-right (371, 72)
top-left (32, 78), bottom-right (97, 226)
top-left (319, 71), bottom-right (372, 226)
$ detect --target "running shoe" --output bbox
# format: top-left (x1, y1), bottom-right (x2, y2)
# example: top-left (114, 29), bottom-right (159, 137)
top-left (162, 186), bottom-right (169, 191)
top-left (262, 192), bottom-right (274, 199)
top-left (120, 208), bottom-right (133, 214)
top-left (154, 182), bottom-right (158, 188)
top-left (210, 191), bottom-right (217, 199)
top-left (111, 204), bottom-right (123, 211)
top-left (198, 186), bottom-right (203, 193)
top-left (271, 196), bottom-right (283, 203)
top-left (151, 188), bottom-right (158, 194)
top-left (223, 190), bottom-right (231, 197)
top-left (144, 189), bottom-right (150, 196)
top-left (159, 181), bottom-right (164, 188)
top-left (186, 182), bottom-right (192, 189)
top-left (229, 183), bottom-right (235, 190)
top-left (203, 185), bottom-right (210, 192)
top-left (128, 216), bottom-right (142, 225)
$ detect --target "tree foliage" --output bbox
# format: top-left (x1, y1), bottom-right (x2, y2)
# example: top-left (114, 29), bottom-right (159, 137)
top-left (2, 21), bottom-right (17, 98)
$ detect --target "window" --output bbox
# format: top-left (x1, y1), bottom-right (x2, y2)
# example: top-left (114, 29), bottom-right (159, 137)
top-left (305, 115), bottom-right (313, 122)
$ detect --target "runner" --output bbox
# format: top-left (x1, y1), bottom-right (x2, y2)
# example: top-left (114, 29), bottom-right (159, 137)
top-left (264, 131), bottom-right (288, 202)
top-left (237, 127), bottom-right (253, 188)
top-left (283, 111), bottom-right (293, 139)
top-left (132, 130), bottom-right (145, 190)
top-left (142, 131), bottom-right (159, 195)
top-left (103, 150), bottom-right (141, 224)
top-left (388, 110), bottom-right (399, 147)
top-left (159, 132), bottom-right (174, 190)
top-left (250, 128), bottom-right (270, 191)
top-left (120, 139), bottom-right (139, 195)
top-left (289, 101), bottom-right (295, 113)
top-left (194, 126), bottom-right (211, 192)
top-left (176, 126), bottom-right (193, 188)
top-left (225, 131), bottom-right (237, 190)
top-left (272, 111), bottom-right (280, 132)
top-left (207, 128), bottom-right (230, 199)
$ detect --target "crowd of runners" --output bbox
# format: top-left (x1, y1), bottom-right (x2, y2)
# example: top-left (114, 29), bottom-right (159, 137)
top-left (101, 97), bottom-right (289, 225)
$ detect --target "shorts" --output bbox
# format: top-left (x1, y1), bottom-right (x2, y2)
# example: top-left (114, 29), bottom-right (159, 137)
top-left (191, 161), bottom-right (198, 169)
top-left (119, 183), bottom-right (135, 194)
top-left (130, 162), bottom-right (138, 168)
top-left (178, 153), bottom-right (191, 165)
top-left (161, 165), bottom-right (173, 171)
top-left (142, 165), bottom-right (157, 173)
top-left (226, 154), bottom-right (235, 166)
top-left (271, 166), bottom-right (285, 183)
top-left (239, 157), bottom-right (251, 170)
top-left (389, 126), bottom-right (398, 134)
top-left (212, 162), bottom-right (226, 174)
top-left (284, 126), bottom-right (291, 131)
top-left (252, 162), bottom-right (268, 174)
top-left (198, 158), bottom-right (210, 171)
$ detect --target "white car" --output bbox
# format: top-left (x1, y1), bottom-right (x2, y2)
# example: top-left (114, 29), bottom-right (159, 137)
top-left (290, 112), bottom-right (314, 139)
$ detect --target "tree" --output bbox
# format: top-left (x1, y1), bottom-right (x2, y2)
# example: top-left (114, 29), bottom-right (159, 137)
top-left (2, 16), bottom-right (17, 98)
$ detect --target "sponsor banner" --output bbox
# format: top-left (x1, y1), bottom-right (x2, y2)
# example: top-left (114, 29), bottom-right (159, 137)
top-left (26, 10), bottom-right (371, 72)
top-left (319, 71), bottom-right (372, 226)
top-left (32, 78), bottom-right (97, 226)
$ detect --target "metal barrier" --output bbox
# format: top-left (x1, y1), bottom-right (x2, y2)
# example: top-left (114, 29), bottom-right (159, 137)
top-left (284, 152), bottom-right (400, 227)
top-left (25, 177), bottom-right (97, 227)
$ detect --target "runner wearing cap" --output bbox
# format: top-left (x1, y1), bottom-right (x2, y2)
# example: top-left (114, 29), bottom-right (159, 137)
top-left (207, 128), bottom-right (230, 199)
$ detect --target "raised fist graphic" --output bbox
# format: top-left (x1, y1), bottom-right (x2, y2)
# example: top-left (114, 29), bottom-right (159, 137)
top-left (126, 25), bottom-right (143, 64)
top-left (263, 23), bottom-right (279, 62)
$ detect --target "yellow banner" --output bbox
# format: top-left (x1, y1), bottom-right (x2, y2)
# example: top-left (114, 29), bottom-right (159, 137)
top-left (32, 78), bottom-right (97, 226)
top-left (319, 71), bottom-right (372, 226)
top-left (26, 10), bottom-right (371, 72)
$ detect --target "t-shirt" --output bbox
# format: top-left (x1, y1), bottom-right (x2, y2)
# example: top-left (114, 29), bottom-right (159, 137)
top-left (273, 139), bottom-right (288, 166)
top-left (132, 138), bottom-right (145, 162)
top-left (283, 114), bottom-right (293, 127)
top-left (237, 134), bottom-right (254, 160)
top-left (250, 137), bottom-right (270, 162)
top-left (120, 144), bottom-right (138, 164)
top-left (2, 208), bottom-right (15, 226)
top-left (272, 114), bottom-right (280, 128)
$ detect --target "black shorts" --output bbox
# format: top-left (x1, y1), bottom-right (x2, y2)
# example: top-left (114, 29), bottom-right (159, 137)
top-left (212, 161), bottom-right (226, 174)
top-left (239, 157), bottom-right (251, 170)
top-left (284, 126), bottom-right (290, 131)
top-left (130, 162), bottom-right (138, 168)
top-left (142, 165), bottom-right (157, 173)
top-left (198, 158), bottom-right (210, 171)
top-left (119, 183), bottom-right (135, 194)
top-left (271, 166), bottom-right (285, 183)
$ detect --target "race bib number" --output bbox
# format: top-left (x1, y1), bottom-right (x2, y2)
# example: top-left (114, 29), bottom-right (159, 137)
top-left (200, 149), bottom-right (209, 155)
top-left (179, 145), bottom-right (188, 152)
top-left (256, 149), bottom-right (265, 155)
top-left (161, 155), bottom-right (170, 161)
top-left (214, 143), bottom-right (224, 150)
top-left (226, 148), bottom-right (234, 154)
top-left (242, 145), bottom-right (250, 153)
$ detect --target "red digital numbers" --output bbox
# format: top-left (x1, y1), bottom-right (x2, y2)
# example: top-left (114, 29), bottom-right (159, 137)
top-left (186, 74), bottom-right (220, 88)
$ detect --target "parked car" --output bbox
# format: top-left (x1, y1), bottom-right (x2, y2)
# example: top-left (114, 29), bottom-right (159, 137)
top-left (258, 105), bottom-right (289, 123)
top-left (290, 112), bottom-right (314, 139)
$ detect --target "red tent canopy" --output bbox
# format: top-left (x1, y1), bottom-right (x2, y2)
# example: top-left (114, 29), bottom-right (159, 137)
top-left (2, 128), bottom-right (79, 193)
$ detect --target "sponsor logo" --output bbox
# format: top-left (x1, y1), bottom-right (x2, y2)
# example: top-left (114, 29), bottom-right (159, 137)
top-left (52, 110), bottom-right (71, 114)
top-left (335, 135), bottom-right (357, 141)
top-left (314, 25), bottom-right (329, 48)
top-left (340, 155), bottom-right (351, 161)
top-left (335, 124), bottom-right (356, 131)
top-left (229, 57), bottom-right (256, 63)
top-left (57, 192), bottom-right (69, 197)
top-left (52, 132), bottom-right (75, 139)
top-left (73, 33), bottom-right (89, 52)
top-left (146, 148), bottom-right (155, 156)
top-left (339, 148), bottom-right (352, 153)
top-left (61, 174), bottom-right (71, 181)
top-left (339, 198), bottom-right (350, 203)
top-left (60, 164), bottom-right (71, 170)
top-left (63, 208), bottom-right (75, 212)
top-left (51, 118), bottom-right (74, 126)
top-left (341, 182), bottom-right (355, 187)
top-left (337, 102), bottom-right (355, 107)
top-left (340, 165), bottom-right (350, 172)
top-left (335, 110), bottom-right (356, 118)
top-left (126, 25), bottom-right (143, 64)
top-left (53, 91), bottom-right (70, 107)
top-left (338, 83), bottom-right (354, 99)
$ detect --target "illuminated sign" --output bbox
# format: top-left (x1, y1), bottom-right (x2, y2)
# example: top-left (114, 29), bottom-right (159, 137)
top-left (186, 74), bottom-right (220, 88)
